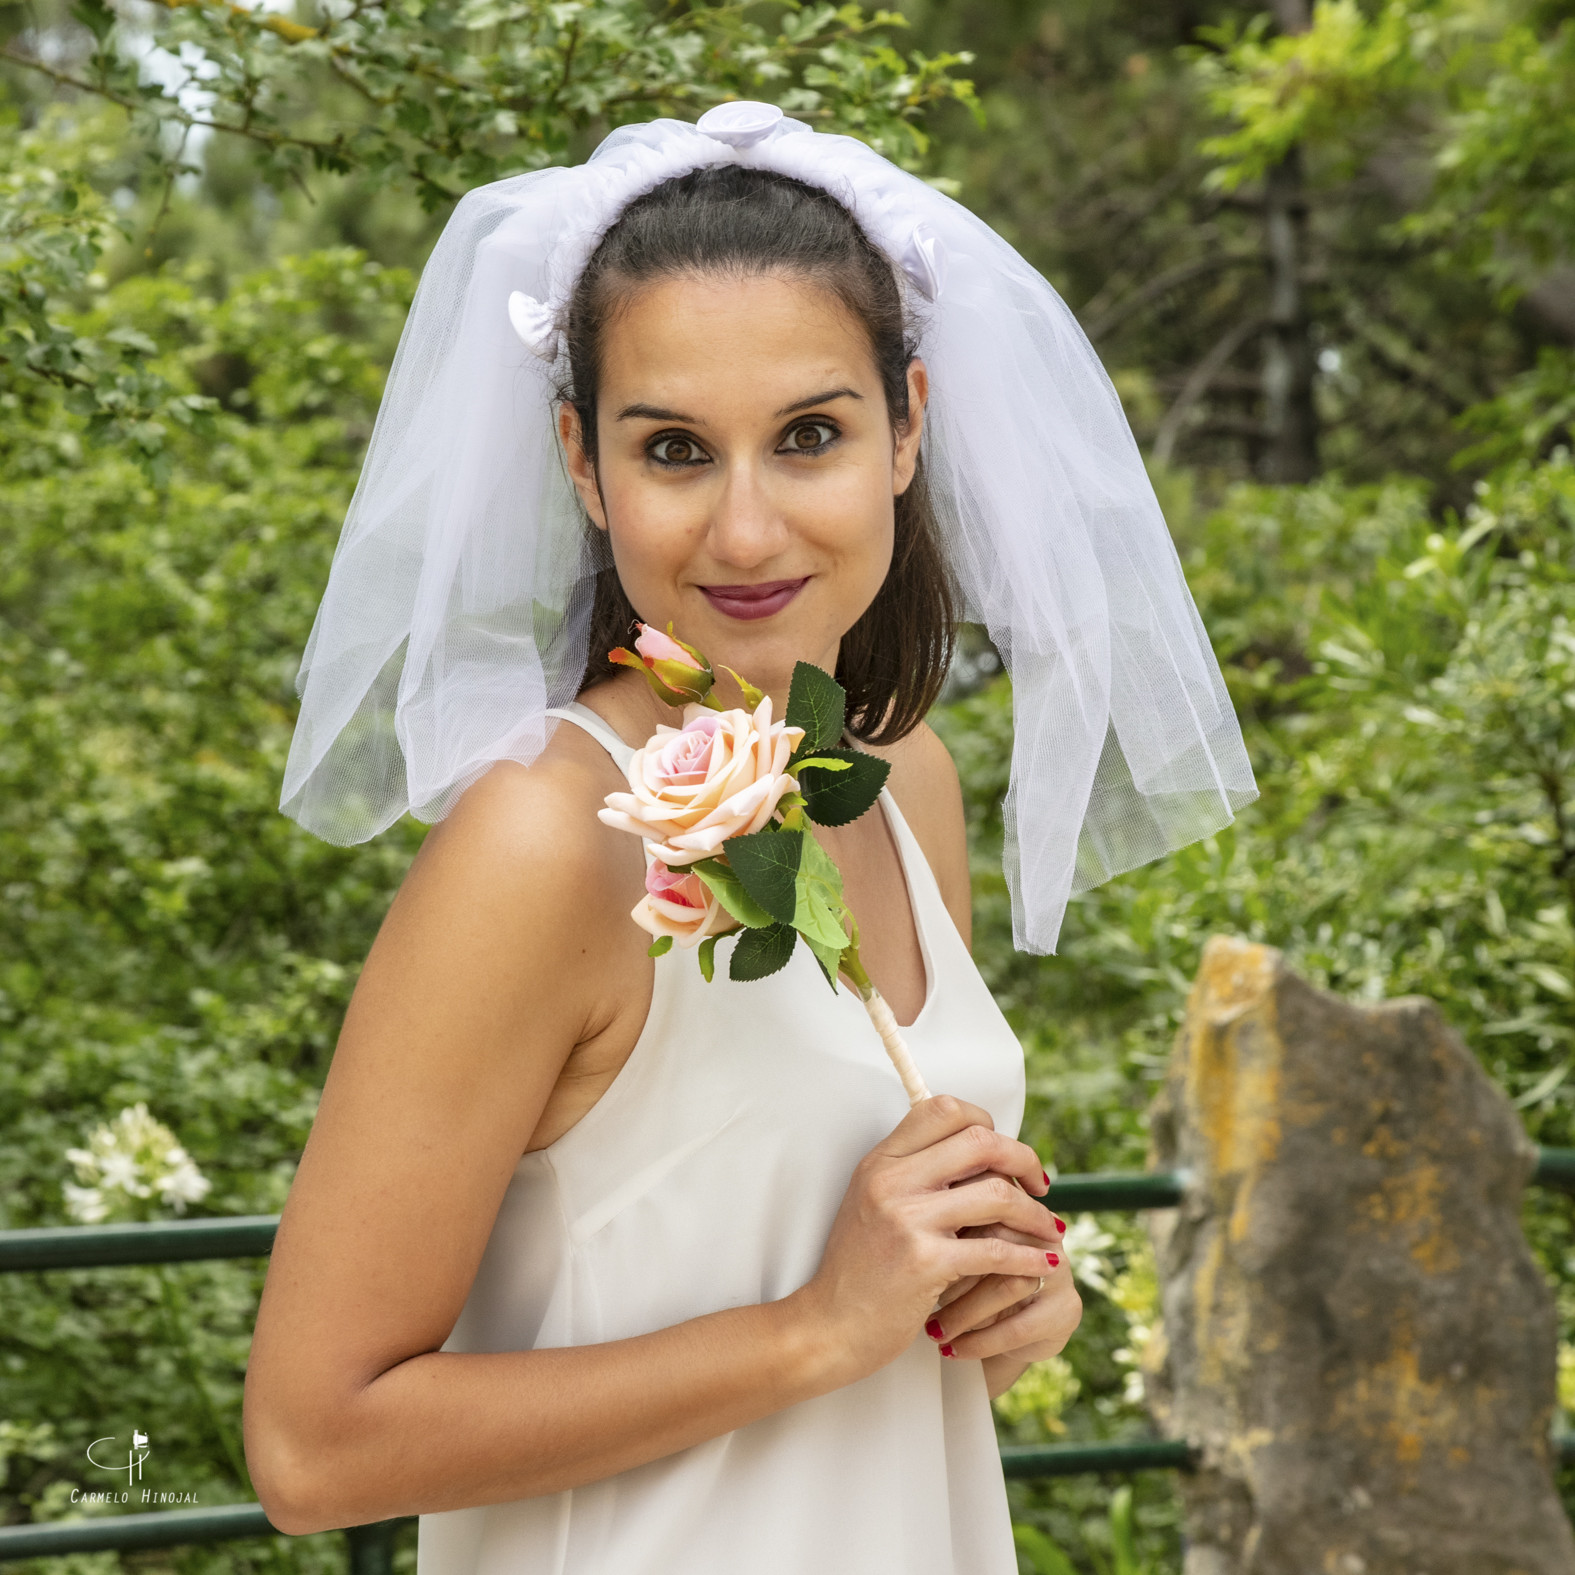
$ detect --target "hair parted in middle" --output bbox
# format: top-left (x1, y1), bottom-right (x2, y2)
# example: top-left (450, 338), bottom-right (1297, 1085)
top-left (561, 162), bottom-right (955, 745)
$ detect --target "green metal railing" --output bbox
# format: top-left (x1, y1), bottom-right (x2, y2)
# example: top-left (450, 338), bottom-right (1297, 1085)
top-left (3, 1149), bottom-right (1571, 1565)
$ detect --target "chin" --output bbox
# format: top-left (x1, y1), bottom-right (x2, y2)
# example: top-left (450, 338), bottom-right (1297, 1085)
top-left (689, 599), bottom-right (843, 686)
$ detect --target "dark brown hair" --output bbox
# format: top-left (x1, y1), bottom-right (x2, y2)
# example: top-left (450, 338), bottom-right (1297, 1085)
top-left (563, 163), bottom-right (954, 745)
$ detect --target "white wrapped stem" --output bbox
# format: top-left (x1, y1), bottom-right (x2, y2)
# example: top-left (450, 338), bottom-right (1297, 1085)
top-left (861, 987), bottom-right (931, 1106)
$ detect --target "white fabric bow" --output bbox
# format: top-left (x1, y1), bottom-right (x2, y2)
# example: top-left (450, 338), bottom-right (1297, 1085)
top-left (507, 291), bottom-right (560, 362)
top-left (506, 101), bottom-right (947, 352)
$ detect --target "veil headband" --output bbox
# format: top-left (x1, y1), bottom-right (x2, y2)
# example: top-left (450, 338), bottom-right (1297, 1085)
top-left (279, 103), bottom-right (1259, 954)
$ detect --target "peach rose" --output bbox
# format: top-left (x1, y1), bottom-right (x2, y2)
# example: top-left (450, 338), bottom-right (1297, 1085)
top-left (632, 857), bottom-right (736, 947)
top-left (598, 695), bottom-right (805, 865)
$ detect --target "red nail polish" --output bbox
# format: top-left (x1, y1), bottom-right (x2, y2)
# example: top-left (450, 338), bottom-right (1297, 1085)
top-left (1046, 1252), bottom-right (1059, 1267)
top-left (939, 1343), bottom-right (955, 1358)
top-left (925, 1318), bottom-right (944, 1340)
top-left (1053, 1216), bottom-right (1066, 1233)
top-left (1041, 1168), bottom-right (1051, 1188)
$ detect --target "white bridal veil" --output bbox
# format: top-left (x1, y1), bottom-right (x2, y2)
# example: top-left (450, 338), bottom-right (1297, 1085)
top-left (279, 101), bottom-right (1258, 954)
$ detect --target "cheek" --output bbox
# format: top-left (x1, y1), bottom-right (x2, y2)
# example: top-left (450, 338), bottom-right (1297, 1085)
top-left (599, 466), bottom-right (708, 591)
top-left (793, 467), bottom-right (895, 588)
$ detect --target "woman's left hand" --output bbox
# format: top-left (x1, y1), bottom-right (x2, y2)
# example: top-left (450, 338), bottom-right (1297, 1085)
top-left (926, 1215), bottom-right (1082, 1366)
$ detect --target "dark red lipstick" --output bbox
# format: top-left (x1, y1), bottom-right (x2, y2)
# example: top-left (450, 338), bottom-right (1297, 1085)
top-left (699, 577), bottom-right (808, 621)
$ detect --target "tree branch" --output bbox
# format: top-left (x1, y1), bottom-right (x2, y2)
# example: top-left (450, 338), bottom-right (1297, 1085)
top-left (0, 45), bottom-right (346, 160)
top-left (1153, 312), bottom-right (1269, 466)
top-left (1080, 251), bottom-right (1260, 342)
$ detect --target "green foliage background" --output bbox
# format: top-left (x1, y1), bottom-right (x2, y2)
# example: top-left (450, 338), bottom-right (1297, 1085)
top-left (3, 2), bottom-right (1575, 1572)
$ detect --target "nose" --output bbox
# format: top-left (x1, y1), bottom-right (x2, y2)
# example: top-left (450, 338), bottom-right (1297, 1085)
top-left (704, 454), bottom-right (789, 571)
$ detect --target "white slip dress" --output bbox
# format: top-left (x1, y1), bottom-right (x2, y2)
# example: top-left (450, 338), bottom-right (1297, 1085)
top-left (416, 701), bottom-right (1029, 1575)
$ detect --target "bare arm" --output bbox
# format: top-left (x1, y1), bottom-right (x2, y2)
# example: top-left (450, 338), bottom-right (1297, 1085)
top-left (242, 747), bottom-right (1057, 1534)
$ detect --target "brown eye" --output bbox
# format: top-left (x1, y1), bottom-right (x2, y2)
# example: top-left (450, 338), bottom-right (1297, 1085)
top-left (650, 435), bottom-right (705, 467)
top-left (781, 421), bottom-right (836, 454)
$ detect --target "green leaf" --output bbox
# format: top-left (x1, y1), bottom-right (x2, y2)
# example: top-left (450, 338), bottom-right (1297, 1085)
top-left (690, 859), bottom-right (775, 929)
top-left (697, 935), bottom-right (718, 983)
top-left (798, 747), bottom-right (890, 827)
top-left (1012, 1524), bottom-right (1079, 1575)
top-left (647, 935), bottom-right (673, 958)
top-left (725, 828), bottom-right (803, 925)
top-left (786, 661), bottom-right (847, 753)
top-left (793, 832), bottom-right (854, 986)
top-left (720, 663), bottom-right (765, 709)
top-left (802, 930), bottom-right (845, 991)
top-left (729, 922), bottom-right (797, 981)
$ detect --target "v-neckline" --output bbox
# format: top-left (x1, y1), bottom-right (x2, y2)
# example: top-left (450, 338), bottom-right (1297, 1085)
top-left (554, 701), bottom-right (938, 1031)
top-left (834, 788), bottom-right (937, 1032)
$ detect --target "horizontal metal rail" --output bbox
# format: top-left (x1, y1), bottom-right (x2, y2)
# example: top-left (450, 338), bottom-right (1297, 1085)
top-left (1044, 1170), bottom-right (1187, 1211)
top-left (0, 1214), bottom-right (281, 1273)
top-left (9, 1149), bottom-right (1573, 1274)
top-left (0, 1507), bottom-right (409, 1564)
top-left (0, 1504), bottom-right (277, 1560)
top-left (1536, 1147), bottom-right (1575, 1192)
top-left (1001, 1439), bottom-right (1196, 1477)
top-left (10, 1431), bottom-right (1575, 1561)
top-left (0, 1442), bottom-right (1193, 1560)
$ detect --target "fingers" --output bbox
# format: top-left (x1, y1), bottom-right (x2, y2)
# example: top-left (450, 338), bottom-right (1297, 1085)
top-left (901, 1121), bottom-right (1050, 1197)
top-left (875, 1094), bottom-right (1002, 1161)
top-left (925, 1175), bottom-right (1060, 1242)
top-left (927, 1265), bottom-right (1044, 1343)
top-left (941, 1232), bottom-right (1058, 1286)
top-left (933, 1267), bottom-right (1082, 1362)
top-left (933, 1273), bottom-right (981, 1311)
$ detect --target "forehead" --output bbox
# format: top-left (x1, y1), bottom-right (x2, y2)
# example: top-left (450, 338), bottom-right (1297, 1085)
top-left (595, 271), bottom-right (878, 410)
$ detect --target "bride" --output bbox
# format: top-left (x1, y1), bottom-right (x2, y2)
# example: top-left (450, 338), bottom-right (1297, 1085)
top-left (242, 103), bottom-right (1256, 1573)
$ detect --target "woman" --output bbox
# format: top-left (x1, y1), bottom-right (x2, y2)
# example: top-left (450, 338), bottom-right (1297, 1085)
top-left (243, 104), bottom-right (1256, 1573)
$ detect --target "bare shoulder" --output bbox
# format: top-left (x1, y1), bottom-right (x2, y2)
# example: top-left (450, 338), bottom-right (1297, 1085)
top-left (325, 718), bottom-right (648, 1142)
top-left (857, 721), bottom-right (971, 947)
top-left (419, 725), bottom-right (632, 912)
top-left (247, 723), bottom-right (649, 1446)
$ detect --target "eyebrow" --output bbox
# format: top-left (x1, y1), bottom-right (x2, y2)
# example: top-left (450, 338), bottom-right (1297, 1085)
top-left (775, 386), bottom-right (862, 417)
top-left (614, 387), bottom-right (864, 423)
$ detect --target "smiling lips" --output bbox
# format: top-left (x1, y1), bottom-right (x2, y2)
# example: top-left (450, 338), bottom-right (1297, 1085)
top-left (699, 577), bottom-right (809, 621)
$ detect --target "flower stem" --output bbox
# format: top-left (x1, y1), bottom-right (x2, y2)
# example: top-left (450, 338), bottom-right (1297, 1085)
top-left (860, 984), bottom-right (932, 1106)
top-left (841, 941), bottom-right (930, 1105)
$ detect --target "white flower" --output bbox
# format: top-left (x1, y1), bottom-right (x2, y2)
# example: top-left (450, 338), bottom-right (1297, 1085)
top-left (63, 1184), bottom-right (108, 1225)
top-left (99, 1151), bottom-right (145, 1194)
top-left (1061, 1216), bottom-right (1117, 1294)
top-left (62, 1103), bottom-right (211, 1224)
top-left (157, 1161), bottom-right (212, 1213)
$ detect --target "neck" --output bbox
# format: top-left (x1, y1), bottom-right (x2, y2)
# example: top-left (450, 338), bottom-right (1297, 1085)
top-left (720, 638), bottom-right (841, 719)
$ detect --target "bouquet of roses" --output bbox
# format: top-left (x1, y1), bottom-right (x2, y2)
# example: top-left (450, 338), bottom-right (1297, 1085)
top-left (596, 623), bottom-right (931, 1105)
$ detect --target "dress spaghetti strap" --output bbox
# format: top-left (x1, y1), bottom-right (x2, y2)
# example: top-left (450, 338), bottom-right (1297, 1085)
top-left (545, 702), bottom-right (636, 775)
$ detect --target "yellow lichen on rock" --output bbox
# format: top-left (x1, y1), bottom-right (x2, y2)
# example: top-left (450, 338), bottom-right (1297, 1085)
top-left (1144, 935), bottom-right (1574, 1574)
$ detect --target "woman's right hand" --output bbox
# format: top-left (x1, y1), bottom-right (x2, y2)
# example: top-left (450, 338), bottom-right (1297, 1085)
top-left (790, 1095), bottom-right (1059, 1383)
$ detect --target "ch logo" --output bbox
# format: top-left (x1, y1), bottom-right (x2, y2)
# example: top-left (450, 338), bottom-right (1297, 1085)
top-left (86, 1430), bottom-right (150, 1485)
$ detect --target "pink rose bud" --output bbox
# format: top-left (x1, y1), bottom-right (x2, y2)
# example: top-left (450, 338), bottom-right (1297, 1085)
top-left (608, 622), bottom-right (719, 709)
top-left (634, 625), bottom-right (699, 668)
